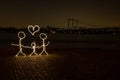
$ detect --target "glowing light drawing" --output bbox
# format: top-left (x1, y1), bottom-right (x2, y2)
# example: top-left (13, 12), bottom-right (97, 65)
top-left (11, 31), bottom-right (26, 57)
top-left (11, 25), bottom-right (50, 56)
top-left (23, 41), bottom-right (40, 56)
top-left (39, 33), bottom-right (50, 56)
top-left (28, 25), bottom-right (40, 35)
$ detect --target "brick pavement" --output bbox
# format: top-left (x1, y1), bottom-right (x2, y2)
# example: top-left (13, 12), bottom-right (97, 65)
top-left (0, 56), bottom-right (49, 80)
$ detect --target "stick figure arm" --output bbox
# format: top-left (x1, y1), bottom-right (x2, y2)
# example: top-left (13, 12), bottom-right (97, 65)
top-left (36, 45), bottom-right (43, 49)
top-left (11, 43), bottom-right (19, 46)
top-left (45, 41), bottom-right (50, 46)
top-left (22, 45), bottom-right (32, 49)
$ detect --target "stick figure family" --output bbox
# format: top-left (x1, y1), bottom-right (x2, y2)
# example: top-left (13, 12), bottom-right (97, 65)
top-left (11, 25), bottom-right (50, 57)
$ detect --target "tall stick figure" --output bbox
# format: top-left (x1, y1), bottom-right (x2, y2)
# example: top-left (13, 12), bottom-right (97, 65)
top-left (39, 33), bottom-right (50, 55)
top-left (11, 31), bottom-right (26, 57)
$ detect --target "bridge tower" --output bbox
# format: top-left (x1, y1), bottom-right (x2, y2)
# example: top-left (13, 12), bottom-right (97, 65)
top-left (67, 18), bottom-right (78, 29)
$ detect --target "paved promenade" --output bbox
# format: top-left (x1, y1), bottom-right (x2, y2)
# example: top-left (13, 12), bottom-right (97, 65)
top-left (0, 49), bottom-right (120, 80)
top-left (0, 56), bottom-right (49, 80)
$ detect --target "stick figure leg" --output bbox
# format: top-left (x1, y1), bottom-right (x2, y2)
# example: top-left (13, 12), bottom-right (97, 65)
top-left (16, 51), bottom-right (26, 57)
top-left (45, 51), bottom-right (48, 55)
top-left (29, 52), bottom-right (38, 56)
top-left (29, 52), bottom-right (33, 56)
top-left (39, 51), bottom-right (44, 56)
top-left (39, 51), bottom-right (48, 56)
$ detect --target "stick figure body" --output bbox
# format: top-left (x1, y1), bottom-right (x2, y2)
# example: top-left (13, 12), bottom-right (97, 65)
top-left (11, 31), bottom-right (26, 57)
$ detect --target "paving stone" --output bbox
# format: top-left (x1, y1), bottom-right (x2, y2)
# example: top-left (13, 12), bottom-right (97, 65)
top-left (0, 56), bottom-right (49, 80)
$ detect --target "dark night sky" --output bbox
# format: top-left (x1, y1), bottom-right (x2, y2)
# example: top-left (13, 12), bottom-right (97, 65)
top-left (0, 0), bottom-right (120, 28)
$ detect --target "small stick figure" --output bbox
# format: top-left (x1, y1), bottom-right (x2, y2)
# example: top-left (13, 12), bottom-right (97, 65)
top-left (11, 31), bottom-right (26, 57)
top-left (23, 41), bottom-right (40, 56)
top-left (39, 33), bottom-right (50, 56)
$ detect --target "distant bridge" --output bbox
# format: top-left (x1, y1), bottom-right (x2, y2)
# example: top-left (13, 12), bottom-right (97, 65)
top-left (67, 18), bottom-right (104, 29)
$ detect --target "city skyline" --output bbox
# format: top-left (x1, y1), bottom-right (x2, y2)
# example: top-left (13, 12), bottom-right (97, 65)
top-left (0, 0), bottom-right (120, 28)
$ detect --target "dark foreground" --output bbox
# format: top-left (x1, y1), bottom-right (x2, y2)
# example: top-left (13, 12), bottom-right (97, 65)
top-left (0, 48), bottom-right (120, 80)
top-left (1, 31), bottom-right (120, 80)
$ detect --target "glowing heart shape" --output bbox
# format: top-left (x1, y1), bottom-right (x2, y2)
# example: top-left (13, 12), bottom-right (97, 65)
top-left (28, 25), bottom-right (40, 35)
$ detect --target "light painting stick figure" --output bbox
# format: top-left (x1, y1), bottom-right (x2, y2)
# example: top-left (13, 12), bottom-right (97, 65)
top-left (23, 41), bottom-right (39, 56)
top-left (39, 33), bottom-right (50, 56)
top-left (29, 42), bottom-right (39, 56)
top-left (11, 31), bottom-right (26, 57)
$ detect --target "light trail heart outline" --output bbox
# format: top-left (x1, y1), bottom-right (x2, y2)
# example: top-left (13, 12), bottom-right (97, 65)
top-left (28, 25), bottom-right (40, 35)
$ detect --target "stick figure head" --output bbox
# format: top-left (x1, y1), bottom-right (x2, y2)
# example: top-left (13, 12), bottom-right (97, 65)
top-left (39, 33), bottom-right (47, 40)
top-left (18, 31), bottom-right (26, 39)
top-left (31, 42), bottom-right (36, 47)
